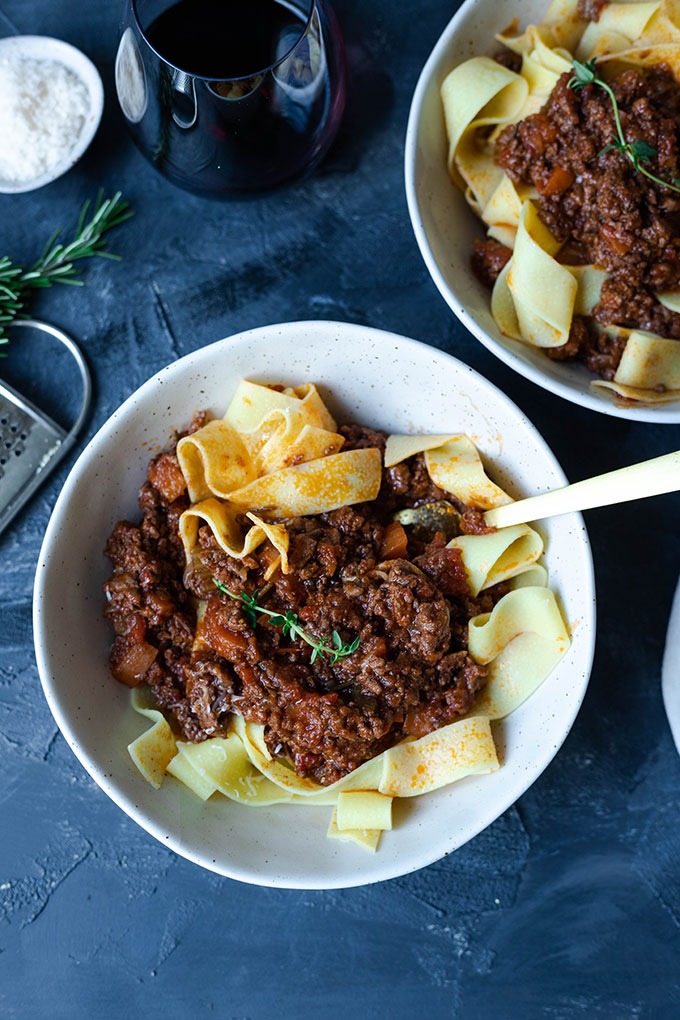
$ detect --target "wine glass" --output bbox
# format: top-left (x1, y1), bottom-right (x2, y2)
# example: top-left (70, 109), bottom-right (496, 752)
top-left (114, 0), bottom-right (346, 196)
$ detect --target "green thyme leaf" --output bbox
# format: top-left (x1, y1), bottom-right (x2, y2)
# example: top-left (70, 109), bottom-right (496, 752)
top-left (570, 59), bottom-right (680, 194)
top-left (214, 580), bottom-right (361, 664)
top-left (629, 139), bottom-right (658, 163)
top-left (568, 57), bottom-right (597, 89)
top-left (599, 141), bottom-right (623, 156)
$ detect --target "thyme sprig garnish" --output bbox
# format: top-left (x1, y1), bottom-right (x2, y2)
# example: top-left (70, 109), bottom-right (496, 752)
top-left (0, 191), bottom-right (133, 349)
top-left (568, 58), bottom-right (680, 194)
top-left (214, 580), bottom-right (361, 665)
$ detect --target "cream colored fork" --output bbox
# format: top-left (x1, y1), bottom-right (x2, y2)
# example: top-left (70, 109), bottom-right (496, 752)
top-left (484, 450), bottom-right (680, 528)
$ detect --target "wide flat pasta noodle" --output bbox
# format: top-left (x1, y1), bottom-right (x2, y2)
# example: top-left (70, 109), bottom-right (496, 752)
top-left (504, 201), bottom-right (577, 348)
top-left (182, 507), bottom-right (289, 572)
top-left (240, 407), bottom-right (343, 476)
top-left (599, 39), bottom-right (680, 78)
top-left (183, 382), bottom-right (342, 488)
top-left (468, 586), bottom-right (570, 665)
top-left (657, 291), bottom-right (680, 312)
top-left (507, 563), bottom-right (549, 589)
top-left (497, 4), bottom-right (586, 55)
top-left (224, 380), bottom-right (336, 434)
top-left (491, 260), bottom-right (522, 340)
top-left (129, 686), bottom-right (178, 789)
top-left (336, 791), bottom-right (393, 832)
top-left (177, 380), bottom-right (376, 570)
top-left (186, 678), bottom-right (517, 810)
top-left (177, 420), bottom-right (255, 503)
top-left (378, 716), bottom-right (499, 797)
top-left (582, 0), bottom-right (680, 77)
top-left (440, 57), bottom-right (528, 204)
top-left (590, 330), bottom-right (680, 402)
top-left (226, 447), bottom-right (382, 517)
top-left (474, 631), bottom-right (571, 719)
top-left (448, 524), bottom-right (544, 596)
top-left (384, 433), bottom-right (458, 468)
top-left (494, 257), bottom-right (599, 348)
top-left (248, 513), bottom-right (290, 573)
top-left (166, 750), bottom-right (217, 801)
top-left (481, 175), bottom-right (525, 248)
top-left (179, 500), bottom-right (267, 561)
top-left (327, 811), bottom-right (382, 853)
top-left (171, 735), bottom-right (295, 805)
top-left (493, 206), bottom-right (593, 349)
top-left (570, 265), bottom-right (608, 316)
top-left (424, 435), bottom-right (512, 509)
top-left (468, 587), bottom-right (571, 718)
top-left (518, 29), bottom-right (575, 117)
top-left (576, 1), bottom-right (672, 59)
top-left (491, 22), bottom-right (577, 128)
top-left (592, 382), bottom-right (680, 403)
top-left (259, 422), bottom-right (345, 473)
top-left (605, 331), bottom-right (680, 390)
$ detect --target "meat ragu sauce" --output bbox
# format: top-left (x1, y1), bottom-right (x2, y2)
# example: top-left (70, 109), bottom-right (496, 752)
top-left (103, 420), bottom-right (503, 786)
top-left (473, 53), bottom-right (680, 381)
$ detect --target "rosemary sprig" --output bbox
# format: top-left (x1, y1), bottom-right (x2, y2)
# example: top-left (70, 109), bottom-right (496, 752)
top-left (0, 191), bottom-right (133, 349)
top-left (568, 58), bottom-right (680, 194)
top-left (215, 580), bottom-right (361, 665)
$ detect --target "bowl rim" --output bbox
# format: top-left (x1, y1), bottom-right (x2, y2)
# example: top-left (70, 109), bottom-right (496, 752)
top-left (403, 0), bottom-right (680, 424)
top-left (32, 319), bottom-right (597, 888)
top-left (0, 34), bottom-right (104, 194)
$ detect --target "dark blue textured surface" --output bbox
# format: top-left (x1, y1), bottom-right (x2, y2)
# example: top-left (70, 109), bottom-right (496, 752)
top-left (1, 2), bottom-right (679, 1017)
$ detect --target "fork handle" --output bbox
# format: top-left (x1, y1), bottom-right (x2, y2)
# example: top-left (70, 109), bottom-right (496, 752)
top-left (483, 450), bottom-right (680, 529)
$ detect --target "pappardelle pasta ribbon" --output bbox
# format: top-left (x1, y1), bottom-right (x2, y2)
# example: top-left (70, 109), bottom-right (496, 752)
top-left (177, 382), bottom-right (382, 569)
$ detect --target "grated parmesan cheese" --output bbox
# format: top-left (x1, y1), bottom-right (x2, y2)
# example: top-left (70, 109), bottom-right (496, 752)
top-left (0, 54), bottom-right (90, 185)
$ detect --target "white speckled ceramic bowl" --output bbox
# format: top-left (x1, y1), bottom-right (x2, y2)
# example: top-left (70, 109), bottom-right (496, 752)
top-left (404, 0), bottom-right (680, 423)
top-left (0, 35), bottom-right (103, 194)
top-left (33, 321), bottom-right (596, 889)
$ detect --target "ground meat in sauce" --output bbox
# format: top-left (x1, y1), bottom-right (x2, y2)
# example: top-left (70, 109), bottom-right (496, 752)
top-left (471, 237), bottom-right (513, 288)
top-left (482, 57), bottom-right (680, 379)
top-left (103, 421), bottom-right (503, 786)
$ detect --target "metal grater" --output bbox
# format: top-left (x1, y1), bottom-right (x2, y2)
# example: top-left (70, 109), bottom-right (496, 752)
top-left (0, 379), bottom-right (67, 534)
top-left (0, 319), bottom-right (91, 537)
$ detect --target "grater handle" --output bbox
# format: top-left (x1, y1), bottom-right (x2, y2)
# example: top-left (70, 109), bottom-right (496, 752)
top-left (0, 320), bottom-right (92, 535)
top-left (12, 319), bottom-right (92, 441)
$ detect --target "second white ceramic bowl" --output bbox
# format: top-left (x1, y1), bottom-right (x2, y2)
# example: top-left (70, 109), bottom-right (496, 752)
top-left (404, 0), bottom-right (680, 423)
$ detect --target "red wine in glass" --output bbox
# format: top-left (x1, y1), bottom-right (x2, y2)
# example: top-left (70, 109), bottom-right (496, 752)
top-left (115, 0), bottom-right (346, 196)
